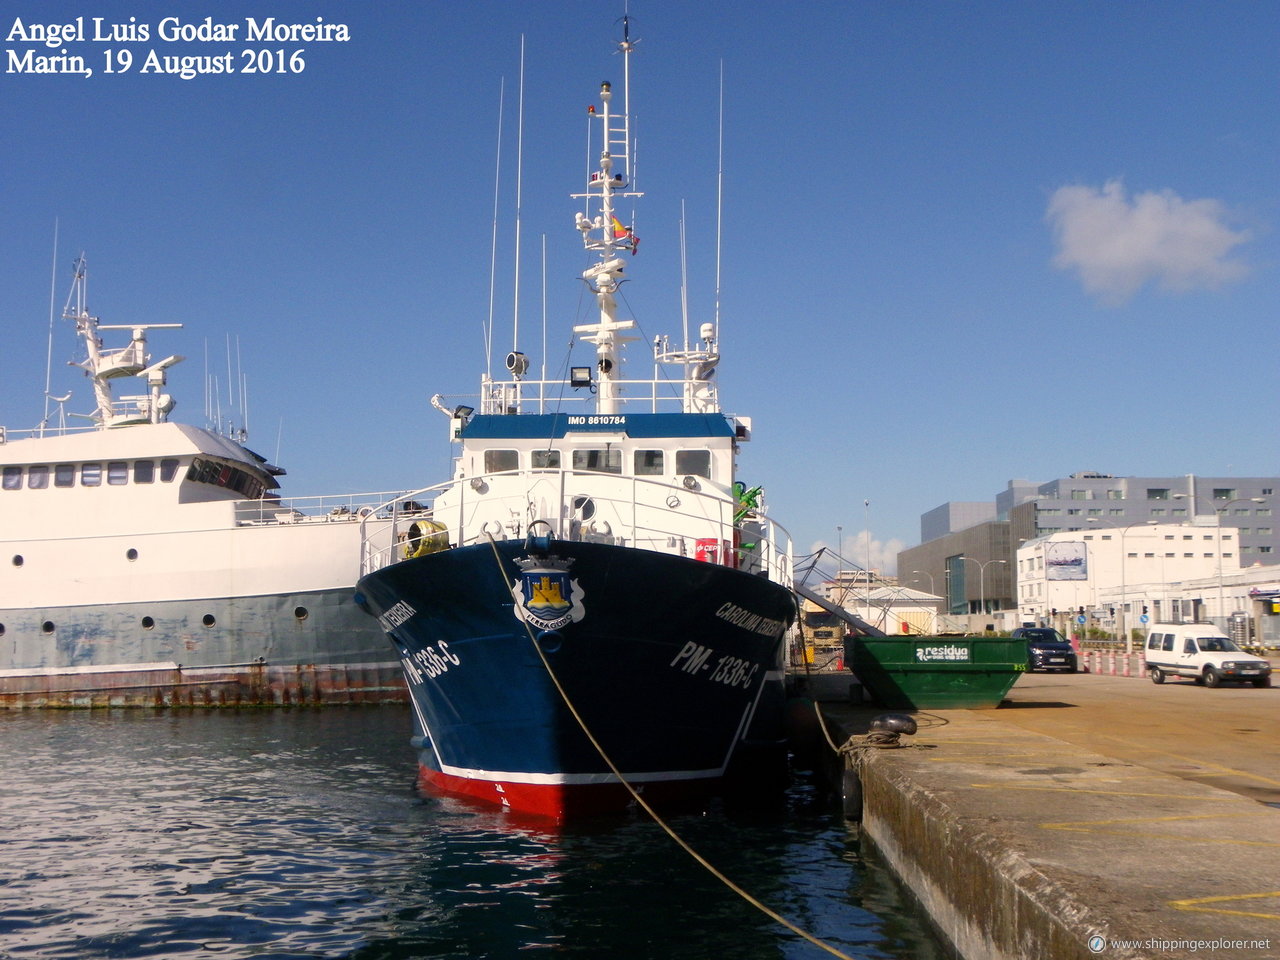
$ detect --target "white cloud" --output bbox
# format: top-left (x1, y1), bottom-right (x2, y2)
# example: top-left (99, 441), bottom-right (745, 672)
top-left (810, 532), bottom-right (906, 578)
top-left (1046, 180), bottom-right (1250, 304)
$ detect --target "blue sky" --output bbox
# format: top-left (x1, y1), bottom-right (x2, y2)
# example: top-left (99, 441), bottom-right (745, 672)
top-left (3, 1), bottom-right (1276, 575)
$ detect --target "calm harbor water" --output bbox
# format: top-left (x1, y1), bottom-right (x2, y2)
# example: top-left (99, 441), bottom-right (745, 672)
top-left (0, 707), bottom-right (946, 960)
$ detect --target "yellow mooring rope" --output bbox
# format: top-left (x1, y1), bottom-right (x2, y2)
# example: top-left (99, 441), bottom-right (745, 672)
top-left (486, 536), bottom-right (861, 960)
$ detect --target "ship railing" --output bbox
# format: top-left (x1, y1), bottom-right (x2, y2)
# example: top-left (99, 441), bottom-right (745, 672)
top-left (235, 490), bottom-right (417, 526)
top-left (358, 469), bottom-right (793, 586)
top-left (478, 375), bottom-right (718, 415)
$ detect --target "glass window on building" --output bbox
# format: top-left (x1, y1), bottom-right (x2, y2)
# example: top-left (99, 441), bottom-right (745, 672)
top-left (1212, 488), bottom-right (1236, 501)
top-left (1147, 488), bottom-right (1169, 500)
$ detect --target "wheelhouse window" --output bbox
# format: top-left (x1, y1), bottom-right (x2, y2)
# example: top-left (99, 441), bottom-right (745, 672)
top-left (107, 462), bottom-right (129, 485)
top-left (28, 465), bottom-right (49, 489)
top-left (55, 464), bottom-right (75, 487)
top-left (634, 450), bottom-right (664, 475)
top-left (572, 449), bottom-right (622, 474)
top-left (532, 450), bottom-right (560, 469)
top-left (81, 463), bottom-right (102, 487)
top-left (675, 450), bottom-right (716, 481)
top-left (2, 466), bottom-right (21, 490)
top-left (160, 459), bottom-right (180, 482)
top-left (483, 450), bottom-right (519, 474)
top-left (676, 450), bottom-right (711, 478)
top-left (134, 460), bottom-right (155, 484)
top-left (186, 457), bottom-right (267, 500)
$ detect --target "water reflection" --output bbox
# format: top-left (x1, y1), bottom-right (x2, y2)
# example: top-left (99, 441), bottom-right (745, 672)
top-left (0, 709), bottom-right (943, 959)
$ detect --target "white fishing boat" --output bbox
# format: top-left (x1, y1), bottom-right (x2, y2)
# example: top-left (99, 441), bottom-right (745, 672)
top-left (0, 256), bottom-right (408, 706)
top-left (354, 18), bottom-right (797, 819)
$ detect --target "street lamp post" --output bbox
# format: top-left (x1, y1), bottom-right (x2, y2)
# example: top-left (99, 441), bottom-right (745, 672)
top-left (1172, 494), bottom-right (1267, 624)
top-left (1117, 520), bottom-right (1158, 655)
top-left (911, 570), bottom-right (935, 594)
top-left (957, 556), bottom-right (1007, 617)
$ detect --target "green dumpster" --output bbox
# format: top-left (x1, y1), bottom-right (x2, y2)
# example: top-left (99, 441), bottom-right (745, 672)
top-left (844, 636), bottom-right (1028, 710)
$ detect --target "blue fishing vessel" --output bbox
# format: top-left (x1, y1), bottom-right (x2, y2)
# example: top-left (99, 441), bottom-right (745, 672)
top-left (355, 19), bottom-right (796, 819)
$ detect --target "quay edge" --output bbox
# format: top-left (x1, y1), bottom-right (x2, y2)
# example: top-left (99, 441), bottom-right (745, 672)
top-left (822, 687), bottom-right (1280, 959)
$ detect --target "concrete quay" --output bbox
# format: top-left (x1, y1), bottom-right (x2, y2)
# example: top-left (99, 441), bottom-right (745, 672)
top-left (817, 669), bottom-right (1280, 960)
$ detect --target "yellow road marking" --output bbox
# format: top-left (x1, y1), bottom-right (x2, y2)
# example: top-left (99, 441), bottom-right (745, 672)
top-left (1040, 812), bottom-right (1280, 846)
top-left (969, 783), bottom-right (1238, 800)
top-left (1170, 891), bottom-right (1280, 920)
top-left (1094, 734), bottom-right (1280, 789)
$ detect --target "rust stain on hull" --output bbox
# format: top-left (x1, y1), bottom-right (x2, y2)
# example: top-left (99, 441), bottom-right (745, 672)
top-left (0, 662), bottom-right (408, 708)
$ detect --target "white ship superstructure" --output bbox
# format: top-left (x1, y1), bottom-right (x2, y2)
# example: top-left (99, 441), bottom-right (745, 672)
top-left (0, 257), bottom-right (406, 706)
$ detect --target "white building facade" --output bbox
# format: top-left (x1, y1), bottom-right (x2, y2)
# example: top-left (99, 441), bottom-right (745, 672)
top-left (1017, 521), bottom-right (1236, 642)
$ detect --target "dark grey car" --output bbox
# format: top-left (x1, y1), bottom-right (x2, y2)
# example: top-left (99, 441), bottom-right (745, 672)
top-left (1011, 627), bottom-right (1078, 673)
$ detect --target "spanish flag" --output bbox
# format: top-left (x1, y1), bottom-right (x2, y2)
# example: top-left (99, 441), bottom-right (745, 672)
top-left (611, 216), bottom-right (629, 239)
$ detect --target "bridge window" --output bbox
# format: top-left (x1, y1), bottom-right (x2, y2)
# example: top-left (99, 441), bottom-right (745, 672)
top-left (107, 462), bottom-right (129, 485)
top-left (55, 464), bottom-right (75, 487)
top-left (186, 457), bottom-right (266, 500)
top-left (81, 463), bottom-right (102, 487)
top-left (573, 449), bottom-right (622, 474)
top-left (160, 459), bottom-right (180, 482)
top-left (675, 450), bottom-right (711, 479)
top-left (532, 450), bottom-right (560, 469)
top-left (28, 465), bottom-right (49, 489)
top-left (483, 450), bottom-right (519, 473)
top-left (2, 466), bottom-right (21, 490)
top-left (634, 450), bottom-right (664, 475)
top-left (134, 460), bottom-right (155, 483)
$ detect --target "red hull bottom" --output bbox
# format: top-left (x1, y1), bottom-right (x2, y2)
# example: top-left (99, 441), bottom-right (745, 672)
top-left (417, 764), bottom-right (719, 820)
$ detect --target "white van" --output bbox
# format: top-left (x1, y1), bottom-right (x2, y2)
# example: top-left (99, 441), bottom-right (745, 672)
top-left (1144, 623), bottom-right (1272, 688)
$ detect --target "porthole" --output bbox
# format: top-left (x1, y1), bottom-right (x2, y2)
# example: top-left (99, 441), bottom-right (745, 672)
top-left (141, 616), bottom-right (155, 630)
top-left (293, 606), bottom-right (309, 622)
top-left (12, 555), bottom-right (23, 567)
top-left (202, 614), bottom-right (216, 628)
top-left (41, 621), bottom-right (55, 634)
top-left (126, 548), bottom-right (138, 561)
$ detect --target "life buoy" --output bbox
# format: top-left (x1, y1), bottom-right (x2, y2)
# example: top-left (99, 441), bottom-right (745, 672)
top-left (404, 518), bottom-right (449, 559)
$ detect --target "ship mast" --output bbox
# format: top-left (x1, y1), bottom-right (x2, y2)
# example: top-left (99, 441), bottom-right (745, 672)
top-left (572, 17), bottom-right (642, 414)
top-left (64, 256), bottom-right (184, 429)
